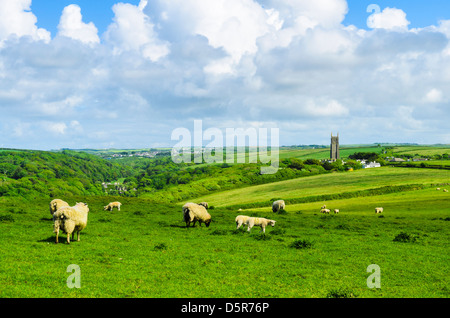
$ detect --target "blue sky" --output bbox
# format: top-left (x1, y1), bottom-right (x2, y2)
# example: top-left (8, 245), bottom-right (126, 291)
top-left (345, 0), bottom-right (450, 29)
top-left (0, 0), bottom-right (449, 150)
top-left (29, 0), bottom-right (450, 35)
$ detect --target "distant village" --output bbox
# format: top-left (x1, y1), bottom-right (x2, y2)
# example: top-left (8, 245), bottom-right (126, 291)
top-left (102, 150), bottom-right (161, 159)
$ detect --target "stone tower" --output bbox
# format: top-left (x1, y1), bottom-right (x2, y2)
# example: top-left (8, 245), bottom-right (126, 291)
top-left (330, 133), bottom-right (340, 161)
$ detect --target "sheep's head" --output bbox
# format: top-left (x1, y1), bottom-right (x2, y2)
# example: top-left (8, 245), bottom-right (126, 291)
top-left (205, 219), bottom-right (211, 227)
top-left (269, 220), bottom-right (276, 227)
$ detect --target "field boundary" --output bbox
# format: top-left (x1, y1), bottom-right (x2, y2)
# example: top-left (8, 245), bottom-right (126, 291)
top-left (224, 183), bottom-right (430, 210)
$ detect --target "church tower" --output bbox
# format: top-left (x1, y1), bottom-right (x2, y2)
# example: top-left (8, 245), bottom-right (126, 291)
top-left (330, 133), bottom-right (340, 161)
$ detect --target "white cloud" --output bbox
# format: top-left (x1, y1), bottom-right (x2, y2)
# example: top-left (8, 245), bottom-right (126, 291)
top-left (367, 7), bottom-right (410, 30)
top-left (0, 0), bottom-right (450, 148)
top-left (104, 1), bottom-right (169, 62)
top-left (0, 0), bottom-right (50, 44)
top-left (57, 4), bottom-right (100, 45)
top-left (424, 88), bottom-right (443, 103)
top-left (44, 122), bottom-right (68, 135)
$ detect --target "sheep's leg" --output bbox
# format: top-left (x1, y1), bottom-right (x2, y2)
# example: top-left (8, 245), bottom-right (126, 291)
top-left (67, 233), bottom-right (71, 244)
top-left (77, 231), bottom-right (80, 242)
top-left (55, 230), bottom-right (59, 244)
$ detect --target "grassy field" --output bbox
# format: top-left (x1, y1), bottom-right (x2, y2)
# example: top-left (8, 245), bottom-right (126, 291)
top-left (190, 167), bottom-right (450, 208)
top-left (0, 167), bottom-right (449, 298)
top-left (278, 146), bottom-right (383, 160)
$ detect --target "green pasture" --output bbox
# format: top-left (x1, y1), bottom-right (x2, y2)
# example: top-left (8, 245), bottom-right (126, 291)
top-left (190, 167), bottom-right (450, 208)
top-left (0, 166), bottom-right (449, 298)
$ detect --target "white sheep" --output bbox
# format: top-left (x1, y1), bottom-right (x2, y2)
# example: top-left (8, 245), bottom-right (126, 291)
top-left (334, 209), bottom-right (340, 214)
top-left (246, 217), bottom-right (276, 233)
top-left (375, 207), bottom-right (384, 214)
top-left (444, 189), bottom-right (449, 193)
top-left (235, 215), bottom-right (250, 230)
top-left (272, 200), bottom-right (285, 213)
top-left (320, 208), bottom-right (331, 214)
top-left (321, 204), bottom-right (327, 209)
top-left (49, 199), bottom-right (69, 216)
top-left (53, 202), bottom-right (89, 244)
top-left (198, 202), bottom-right (209, 209)
top-left (104, 201), bottom-right (122, 211)
top-left (436, 188), bottom-right (441, 191)
top-left (183, 203), bottom-right (211, 228)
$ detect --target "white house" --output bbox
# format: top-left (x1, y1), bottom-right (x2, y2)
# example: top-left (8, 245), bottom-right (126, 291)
top-left (362, 161), bottom-right (381, 169)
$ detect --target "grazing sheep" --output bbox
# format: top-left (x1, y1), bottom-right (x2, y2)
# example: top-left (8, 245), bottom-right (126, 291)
top-left (272, 200), bottom-right (285, 213)
top-left (375, 207), bottom-right (384, 214)
top-left (53, 202), bottom-right (89, 244)
top-left (183, 203), bottom-right (211, 228)
top-left (436, 188), bottom-right (441, 191)
top-left (235, 215), bottom-right (250, 230)
top-left (443, 189), bottom-right (449, 193)
top-left (104, 201), bottom-right (122, 211)
top-left (198, 202), bottom-right (209, 209)
top-left (320, 208), bottom-right (331, 214)
top-left (49, 199), bottom-right (69, 216)
top-left (246, 217), bottom-right (276, 233)
top-left (321, 204), bottom-right (327, 209)
top-left (334, 209), bottom-right (340, 214)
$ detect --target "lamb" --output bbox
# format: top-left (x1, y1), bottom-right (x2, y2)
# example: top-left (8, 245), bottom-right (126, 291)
top-left (334, 209), bottom-right (340, 214)
top-left (320, 208), bottom-right (331, 214)
top-left (53, 202), bottom-right (89, 244)
top-left (198, 202), bottom-right (209, 209)
top-left (375, 207), bottom-right (384, 214)
top-left (49, 199), bottom-right (69, 216)
top-left (235, 215), bottom-right (250, 230)
top-left (183, 203), bottom-right (211, 228)
top-left (272, 200), bottom-right (285, 213)
top-left (246, 217), bottom-right (276, 233)
top-left (104, 201), bottom-right (122, 211)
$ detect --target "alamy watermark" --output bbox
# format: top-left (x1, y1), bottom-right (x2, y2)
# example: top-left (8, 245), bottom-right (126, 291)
top-left (171, 120), bottom-right (279, 174)
top-left (367, 264), bottom-right (381, 289)
top-left (67, 264), bottom-right (81, 289)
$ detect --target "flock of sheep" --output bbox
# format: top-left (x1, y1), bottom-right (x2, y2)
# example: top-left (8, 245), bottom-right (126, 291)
top-left (51, 191), bottom-right (433, 243)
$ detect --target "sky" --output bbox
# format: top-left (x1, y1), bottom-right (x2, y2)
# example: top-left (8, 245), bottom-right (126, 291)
top-left (0, 0), bottom-right (449, 150)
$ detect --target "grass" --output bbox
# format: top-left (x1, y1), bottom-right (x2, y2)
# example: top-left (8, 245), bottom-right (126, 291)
top-left (189, 167), bottom-right (450, 208)
top-left (0, 173), bottom-right (449, 298)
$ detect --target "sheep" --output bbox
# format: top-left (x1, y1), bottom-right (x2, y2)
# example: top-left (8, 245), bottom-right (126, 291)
top-left (375, 207), bottom-right (384, 214)
top-left (235, 215), bottom-right (250, 230)
top-left (436, 188), bottom-right (441, 191)
top-left (104, 201), bottom-right (122, 211)
top-left (53, 202), bottom-right (89, 244)
top-left (183, 203), bottom-right (211, 228)
top-left (444, 189), bottom-right (449, 193)
top-left (272, 200), bottom-right (285, 213)
top-left (334, 209), bottom-right (340, 214)
top-left (246, 217), bottom-right (276, 233)
top-left (321, 204), bottom-right (327, 209)
top-left (49, 199), bottom-right (69, 216)
top-left (320, 208), bottom-right (331, 214)
top-left (197, 202), bottom-right (209, 209)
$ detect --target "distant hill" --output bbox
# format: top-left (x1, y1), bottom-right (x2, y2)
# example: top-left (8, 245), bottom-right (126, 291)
top-left (0, 149), bottom-right (133, 199)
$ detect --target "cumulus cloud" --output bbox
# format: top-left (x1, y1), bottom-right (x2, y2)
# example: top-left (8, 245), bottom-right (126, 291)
top-left (57, 4), bottom-right (100, 45)
top-left (104, 0), bottom-right (169, 61)
top-left (0, 0), bottom-right (50, 44)
top-left (367, 7), bottom-right (410, 30)
top-left (0, 1), bottom-right (449, 149)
